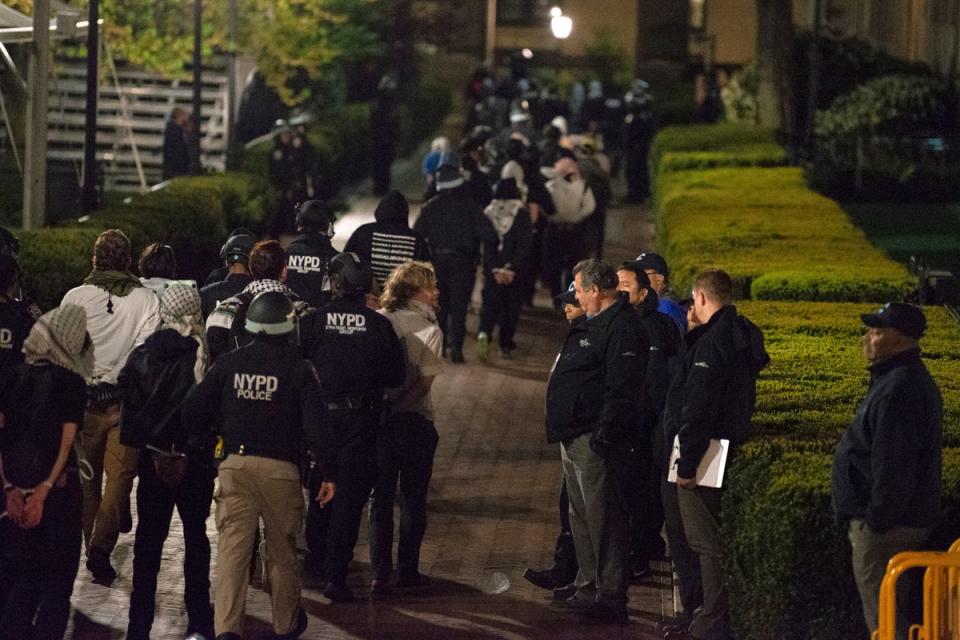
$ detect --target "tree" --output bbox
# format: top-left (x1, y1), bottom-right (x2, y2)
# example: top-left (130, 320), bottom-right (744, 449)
top-left (755, 0), bottom-right (796, 139)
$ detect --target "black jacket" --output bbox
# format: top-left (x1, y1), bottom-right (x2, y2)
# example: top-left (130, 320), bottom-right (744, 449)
top-left (300, 295), bottom-right (406, 398)
top-left (183, 336), bottom-right (337, 480)
top-left (414, 186), bottom-right (490, 265)
top-left (545, 295), bottom-right (648, 454)
top-left (118, 329), bottom-right (210, 457)
top-left (461, 155), bottom-right (493, 209)
top-left (832, 349), bottom-right (942, 532)
top-left (162, 120), bottom-right (190, 179)
top-left (344, 191), bottom-right (430, 287)
top-left (662, 305), bottom-right (769, 476)
top-left (480, 203), bottom-right (534, 274)
top-left (200, 272), bottom-right (253, 319)
top-left (284, 233), bottom-right (338, 308)
top-left (634, 295), bottom-right (684, 464)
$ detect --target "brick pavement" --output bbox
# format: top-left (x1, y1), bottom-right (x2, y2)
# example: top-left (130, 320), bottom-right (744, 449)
top-left (64, 199), bottom-right (668, 640)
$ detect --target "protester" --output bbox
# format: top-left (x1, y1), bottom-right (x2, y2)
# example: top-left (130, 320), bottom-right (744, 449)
top-left (184, 291), bottom-right (337, 640)
top-left (344, 190), bottom-right (431, 290)
top-left (138, 242), bottom-right (178, 295)
top-left (370, 261), bottom-right (443, 589)
top-left (298, 252), bottom-right (405, 601)
top-left (118, 283), bottom-right (214, 640)
top-left (200, 232), bottom-right (255, 319)
top-left (61, 229), bottom-right (161, 585)
top-left (422, 137), bottom-right (452, 199)
top-left (662, 269), bottom-right (768, 640)
top-left (543, 157), bottom-right (596, 301)
top-left (0, 304), bottom-right (93, 639)
top-left (546, 260), bottom-right (648, 623)
top-left (832, 302), bottom-right (942, 640)
top-left (284, 200), bottom-right (339, 308)
top-left (476, 177), bottom-right (533, 361)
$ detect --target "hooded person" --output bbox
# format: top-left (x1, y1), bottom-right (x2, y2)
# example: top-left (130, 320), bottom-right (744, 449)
top-left (476, 178), bottom-right (534, 361)
top-left (0, 304), bottom-right (93, 640)
top-left (344, 190), bottom-right (431, 289)
top-left (118, 283), bottom-right (215, 640)
top-left (541, 158), bottom-right (597, 301)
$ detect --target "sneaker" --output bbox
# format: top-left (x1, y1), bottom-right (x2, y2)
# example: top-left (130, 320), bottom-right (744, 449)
top-left (630, 564), bottom-right (652, 583)
top-left (476, 332), bottom-right (490, 362)
top-left (323, 580), bottom-right (355, 603)
top-left (86, 548), bottom-right (117, 585)
top-left (523, 567), bottom-right (565, 590)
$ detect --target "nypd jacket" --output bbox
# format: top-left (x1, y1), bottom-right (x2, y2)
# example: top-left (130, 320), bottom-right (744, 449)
top-left (831, 349), bottom-right (942, 532)
top-left (661, 305), bottom-right (769, 476)
top-left (300, 296), bottom-right (405, 399)
top-left (118, 329), bottom-right (211, 456)
top-left (0, 297), bottom-right (36, 372)
top-left (183, 336), bottom-right (336, 480)
top-left (634, 294), bottom-right (683, 463)
top-left (284, 233), bottom-right (338, 308)
top-left (545, 295), bottom-right (648, 453)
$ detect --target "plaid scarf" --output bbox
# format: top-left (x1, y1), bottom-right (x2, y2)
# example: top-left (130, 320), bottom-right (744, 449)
top-left (83, 269), bottom-right (143, 297)
top-left (23, 304), bottom-right (95, 379)
top-left (159, 283), bottom-right (208, 383)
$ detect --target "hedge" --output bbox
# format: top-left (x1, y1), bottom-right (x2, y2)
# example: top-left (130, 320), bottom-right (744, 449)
top-left (653, 160), bottom-right (914, 302)
top-left (722, 301), bottom-right (960, 640)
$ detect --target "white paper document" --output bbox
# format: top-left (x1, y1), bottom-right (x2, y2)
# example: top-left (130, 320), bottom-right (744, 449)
top-left (667, 435), bottom-right (730, 488)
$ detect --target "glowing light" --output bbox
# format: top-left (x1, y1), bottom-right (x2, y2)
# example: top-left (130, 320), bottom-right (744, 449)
top-left (549, 6), bottom-right (563, 18)
top-left (522, 48), bottom-right (534, 59)
top-left (551, 15), bottom-right (572, 39)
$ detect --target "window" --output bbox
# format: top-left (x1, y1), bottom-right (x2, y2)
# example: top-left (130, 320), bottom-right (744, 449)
top-left (498, 0), bottom-right (553, 27)
top-left (690, 0), bottom-right (706, 30)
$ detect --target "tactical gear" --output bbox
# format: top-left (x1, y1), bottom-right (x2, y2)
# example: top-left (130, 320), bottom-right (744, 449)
top-left (245, 291), bottom-right (297, 335)
top-left (295, 200), bottom-right (335, 235)
top-left (329, 252), bottom-right (373, 297)
top-left (220, 233), bottom-right (256, 265)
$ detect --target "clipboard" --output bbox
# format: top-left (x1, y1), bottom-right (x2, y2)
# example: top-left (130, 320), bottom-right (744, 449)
top-left (667, 435), bottom-right (730, 488)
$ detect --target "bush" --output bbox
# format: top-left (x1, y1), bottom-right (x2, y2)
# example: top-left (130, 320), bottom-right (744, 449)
top-left (649, 123), bottom-right (781, 184)
top-left (655, 165), bottom-right (914, 300)
top-left (724, 301), bottom-right (960, 640)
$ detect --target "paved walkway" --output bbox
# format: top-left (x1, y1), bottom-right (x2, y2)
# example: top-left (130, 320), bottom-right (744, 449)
top-left (66, 165), bottom-right (664, 640)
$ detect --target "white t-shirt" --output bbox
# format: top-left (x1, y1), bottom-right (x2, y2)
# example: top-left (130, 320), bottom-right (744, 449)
top-left (379, 299), bottom-right (443, 422)
top-left (61, 284), bottom-right (161, 385)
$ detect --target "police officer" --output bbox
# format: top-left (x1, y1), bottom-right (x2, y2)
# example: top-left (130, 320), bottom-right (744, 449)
top-left (623, 80), bottom-right (656, 203)
top-left (299, 252), bottom-right (405, 601)
top-left (200, 233), bottom-right (256, 318)
top-left (284, 200), bottom-right (338, 309)
top-left (184, 291), bottom-right (337, 640)
top-left (202, 228), bottom-right (256, 287)
top-left (0, 254), bottom-right (36, 373)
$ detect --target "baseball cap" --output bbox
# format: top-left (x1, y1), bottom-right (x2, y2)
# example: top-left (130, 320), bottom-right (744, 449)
top-left (860, 302), bottom-right (926, 339)
top-left (634, 252), bottom-right (669, 278)
top-left (555, 281), bottom-right (578, 306)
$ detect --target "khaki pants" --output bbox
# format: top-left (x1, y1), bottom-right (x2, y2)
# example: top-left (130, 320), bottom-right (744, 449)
top-left (80, 405), bottom-right (139, 555)
top-left (214, 455), bottom-right (304, 637)
top-left (848, 519), bottom-right (931, 640)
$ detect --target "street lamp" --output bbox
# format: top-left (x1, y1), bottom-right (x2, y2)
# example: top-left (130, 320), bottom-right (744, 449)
top-left (551, 9), bottom-right (573, 40)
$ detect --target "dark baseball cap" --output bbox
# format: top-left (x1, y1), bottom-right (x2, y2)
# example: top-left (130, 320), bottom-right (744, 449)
top-left (556, 281), bottom-right (578, 305)
top-left (860, 302), bottom-right (926, 339)
top-left (634, 252), bottom-right (669, 278)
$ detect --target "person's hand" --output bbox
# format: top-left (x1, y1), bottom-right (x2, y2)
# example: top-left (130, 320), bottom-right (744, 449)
top-left (686, 305), bottom-right (701, 330)
top-left (21, 486), bottom-right (48, 529)
top-left (4, 488), bottom-right (25, 525)
top-left (676, 475), bottom-right (698, 490)
top-left (315, 481), bottom-right (336, 507)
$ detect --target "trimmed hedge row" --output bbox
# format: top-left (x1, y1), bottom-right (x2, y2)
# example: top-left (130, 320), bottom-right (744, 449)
top-left (18, 172), bottom-right (271, 310)
top-left (724, 301), bottom-right (960, 640)
top-left (649, 123), bottom-right (783, 184)
top-left (650, 127), bottom-right (915, 301)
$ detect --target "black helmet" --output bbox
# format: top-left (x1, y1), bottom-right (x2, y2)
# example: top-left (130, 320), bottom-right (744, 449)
top-left (0, 226), bottom-right (19, 258)
top-left (220, 233), bottom-right (256, 265)
top-left (329, 252), bottom-right (373, 297)
top-left (295, 200), bottom-right (335, 236)
top-left (245, 291), bottom-right (297, 335)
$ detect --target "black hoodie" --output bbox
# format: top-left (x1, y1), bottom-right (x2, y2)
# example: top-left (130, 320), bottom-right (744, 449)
top-left (344, 190), bottom-right (431, 286)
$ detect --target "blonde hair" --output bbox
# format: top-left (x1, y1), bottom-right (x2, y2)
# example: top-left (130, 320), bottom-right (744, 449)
top-left (381, 261), bottom-right (436, 312)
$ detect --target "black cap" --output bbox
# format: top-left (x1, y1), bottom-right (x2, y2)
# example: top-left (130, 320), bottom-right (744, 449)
top-left (220, 233), bottom-right (256, 264)
top-left (861, 302), bottom-right (926, 339)
top-left (634, 252), bottom-right (669, 278)
top-left (494, 177), bottom-right (521, 201)
top-left (329, 252), bottom-right (373, 297)
top-left (555, 281), bottom-right (578, 305)
top-left (296, 200), bottom-right (335, 234)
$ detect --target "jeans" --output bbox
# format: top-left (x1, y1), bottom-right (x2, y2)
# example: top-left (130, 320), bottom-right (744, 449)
top-left (369, 412), bottom-right (439, 580)
top-left (127, 453), bottom-right (214, 640)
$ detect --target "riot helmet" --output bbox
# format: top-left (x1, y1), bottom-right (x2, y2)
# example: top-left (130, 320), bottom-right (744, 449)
top-left (295, 200), bottom-right (335, 236)
top-left (329, 252), bottom-right (373, 298)
top-left (245, 291), bottom-right (296, 335)
top-left (220, 233), bottom-right (256, 265)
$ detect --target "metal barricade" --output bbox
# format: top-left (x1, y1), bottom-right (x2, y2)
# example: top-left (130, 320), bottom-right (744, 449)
top-left (872, 538), bottom-right (960, 640)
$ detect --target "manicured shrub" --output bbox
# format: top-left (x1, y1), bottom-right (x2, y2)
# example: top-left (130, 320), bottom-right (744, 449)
top-left (649, 123), bottom-right (781, 184)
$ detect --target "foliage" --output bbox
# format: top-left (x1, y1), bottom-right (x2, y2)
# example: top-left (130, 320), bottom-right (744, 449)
top-left (721, 65), bottom-right (759, 125)
top-left (816, 75), bottom-right (947, 140)
top-left (648, 123), bottom-right (780, 186)
top-left (582, 28), bottom-right (632, 91)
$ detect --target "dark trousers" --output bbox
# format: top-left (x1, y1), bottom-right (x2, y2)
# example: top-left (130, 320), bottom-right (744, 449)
top-left (635, 460), bottom-right (666, 566)
top-left (369, 412), bottom-right (439, 580)
top-left (608, 448), bottom-right (661, 572)
top-left (478, 274), bottom-right (524, 349)
top-left (311, 410), bottom-right (380, 584)
top-left (552, 478), bottom-right (578, 583)
top-left (677, 485), bottom-right (726, 639)
top-left (625, 151), bottom-right (650, 202)
top-left (0, 473), bottom-right (82, 640)
top-left (127, 454), bottom-right (214, 640)
top-left (541, 223), bottom-right (587, 299)
top-left (434, 254), bottom-right (476, 353)
top-left (661, 471), bottom-right (703, 617)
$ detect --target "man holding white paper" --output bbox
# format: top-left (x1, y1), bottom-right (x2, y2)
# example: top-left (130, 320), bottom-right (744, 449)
top-left (661, 269), bottom-right (768, 640)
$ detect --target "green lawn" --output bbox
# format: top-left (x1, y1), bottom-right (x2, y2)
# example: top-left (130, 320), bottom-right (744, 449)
top-left (843, 202), bottom-right (960, 276)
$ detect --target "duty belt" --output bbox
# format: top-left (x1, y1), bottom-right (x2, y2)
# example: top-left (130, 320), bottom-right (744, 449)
top-left (222, 442), bottom-right (297, 464)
